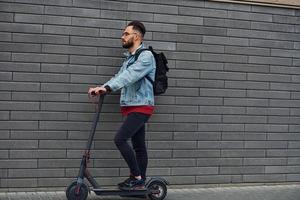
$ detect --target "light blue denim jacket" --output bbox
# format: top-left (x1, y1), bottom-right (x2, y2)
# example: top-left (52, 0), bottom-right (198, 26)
top-left (103, 44), bottom-right (156, 106)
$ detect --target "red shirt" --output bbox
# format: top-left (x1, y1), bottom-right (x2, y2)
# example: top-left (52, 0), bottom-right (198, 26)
top-left (121, 106), bottom-right (154, 116)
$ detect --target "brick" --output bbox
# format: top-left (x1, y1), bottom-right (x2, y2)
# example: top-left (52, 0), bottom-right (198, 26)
top-left (166, 51), bottom-right (200, 61)
top-left (0, 22), bottom-right (42, 33)
top-left (223, 115), bottom-right (267, 124)
top-left (149, 158), bottom-right (196, 167)
top-left (0, 121), bottom-right (38, 130)
top-left (44, 25), bottom-right (99, 37)
top-left (225, 80), bottom-right (269, 90)
top-left (0, 140), bottom-right (38, 149)
top-left (100, 0), bottom-right (128, 10)
top-left (201, 53), bottom-right (248, 63)
top-left (0, 131), bottom-right (9, 139)
top-left (11, 131), bottom-right (67, 140)
top-left (250, 38), bottom-right (294, 49)
top-left (196, 175), bottom-right (242, 184)
top-left (38, 178), bottom-right (70, 187)
top-left (266, 166), bottom-right (300, 173)
top-left (220, 166), bottom-right (265, 174)
top-left (270, 65), bottom-right (300, 74)
top-left (0, 42), bottom-right (41, 53)
top-left (39, 140), bottom-right (86, 149)
top-left (0, 52), bottom-right (11, 61)
top-left (204, 18), bottom-right (250, 29)
top-left (244, 158), bottom-right (286, 166)
top-left (0, 101), bottom-right (39, 111)
top-left (200, 106), bottom-right (246, 115)
top-left (273, 15), bottom-right (299, 25)
top-left (174, 132), bottom-right (221, 141)
top-left (10, 150), bottom-right (66, 159)
top-left (0, 111), bottom-right (9, 120)
top-left (269, 133), bottom-right (300, 141)
top-left (8, 169), bottom-right (64, 178)
top-left (43, 44), bottom-right (97, 56)
top-left (176, 79), bottom-right (224, 88)
top-left (38, 159), bottom-right (81, 168)
top-left (0, 150), bottom-right (8, 159)
top-left (13, 72), bottom-right (70, 83)
top-left (201, 71), bottom-right (246, 80)
top-left (72, 18), bottom-right (125, 29)
top-left (45, 5), bottom-right (100, 17)
top-left (0, 159), bottom-right (37, 169)
top-left (272, 49), bottom-right (300, 58)
top-left (251, 21), bottom-right (295, 33)
top-left (15, 14), bottom-right (71, 25)
top-left (179, 7), bottom-right (227, 18)
top-left (153, 32), bottom-right (203, 43)
top-left (41, 83), bottom-right (88, 93)
top-left (67, 150), bottom-right (119, 159)
top-left (12, 92), bottom-right (68, 102)
top-left (0, 72), bottom-right (12, 81)
top-left (197, 158), bottom-right (243, 166)
top-left (247, 90), bottom-right (290, 99)
top-left (11, 111), bottom-right (67, 121)
top-left (176, 61), bottom-right (223, 71)
top-left (13, 52), bottom-right (68, 63)
top-left (172, 167), bottom-right (218, 175)
top-left (177, 43), bottom-right (224, 53)
top-left (0, 32), bottom-right (11, 42)
top-left (176, 96), bottom-right (223, 106)
top-left (225, 46), bottom-right (270, 56)
top-left (174, 114), bottom-right (221, 123)
top-left (0, 13), bottom-right (13, 22)
top-left (154, 14), bottom-right (203, 25)
top-left (197, 141), bottom-right (243, 149)
top-left (203, 36), bottom-right (249, 46)
top-left (200, 88), bottom-right (246, 97)
top-left (1, 178), bottom-right (37, 188)
top-left (224, 63), bottom-right (269, 73)
top-left (148, 141), bottom-right (197, 149)
top-left (0, 2), bottom-right (44, 14)
top-left (244, 174), bottom-right (286, 182)
top-left (221, 150), bottom-right (265, 158)
top-left (245, 141), bottom-right (287, 149)
top-left (228, 10), bottom-right (272, 22)
top-left (287, 174), bottom-right (300, 182)
top-left (0, 62), bottom-right (40, 72)
top-left (270, 99), bottom-right (300, 107)
top-left (178, 25), bottom-right (227, 36)
top-left (73, 0), bottom-right (100, 8)
top-left (173, 150), bottom-right (220, 158)
top-left (128, 2), bottom-right (178, 14)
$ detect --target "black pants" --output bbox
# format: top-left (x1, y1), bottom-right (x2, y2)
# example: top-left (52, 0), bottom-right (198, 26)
top-left (114, 112), bottom-right (150, 179)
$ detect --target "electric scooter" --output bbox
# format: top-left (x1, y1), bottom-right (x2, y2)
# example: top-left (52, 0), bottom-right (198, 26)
top-left (66, 94), bottom-right (168, 200)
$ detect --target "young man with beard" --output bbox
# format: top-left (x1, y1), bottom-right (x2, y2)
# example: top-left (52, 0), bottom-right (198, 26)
top-left (88, 21), bottom-right (155, 190)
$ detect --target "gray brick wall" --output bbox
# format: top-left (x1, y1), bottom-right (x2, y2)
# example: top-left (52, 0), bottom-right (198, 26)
top-left (0, 0), bottom-right (299, 190)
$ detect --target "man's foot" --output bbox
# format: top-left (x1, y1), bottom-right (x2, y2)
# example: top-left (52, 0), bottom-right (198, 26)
top-left (118, 176), bottom-right (145, 190)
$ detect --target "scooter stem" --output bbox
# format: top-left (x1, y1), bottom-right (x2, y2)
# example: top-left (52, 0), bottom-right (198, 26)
top-left (85, 94), bottom-right (105, 151)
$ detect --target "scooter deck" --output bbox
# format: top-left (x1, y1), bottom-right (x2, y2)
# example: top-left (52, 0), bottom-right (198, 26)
top-left (92, 187), bottom-right (149, 196)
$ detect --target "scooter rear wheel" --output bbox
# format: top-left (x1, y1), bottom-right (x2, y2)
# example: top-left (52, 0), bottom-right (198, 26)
top-left (66, 181), bottom-right (89, 200)
top-left (147, 181), bottom-right (167, 200)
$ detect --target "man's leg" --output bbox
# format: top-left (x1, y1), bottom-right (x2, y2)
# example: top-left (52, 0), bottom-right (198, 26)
top-left (114, 112), bottom-right (149, 178)
top-left (132, 124), bottom-right (147, 181)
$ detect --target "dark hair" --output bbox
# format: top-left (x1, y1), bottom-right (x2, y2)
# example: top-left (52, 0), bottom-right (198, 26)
top-left (127, 20), bottom-right (146, 37)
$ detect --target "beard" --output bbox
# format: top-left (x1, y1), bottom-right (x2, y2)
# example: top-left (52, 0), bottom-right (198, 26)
top-left (122, 37), bottom-right (134, 49)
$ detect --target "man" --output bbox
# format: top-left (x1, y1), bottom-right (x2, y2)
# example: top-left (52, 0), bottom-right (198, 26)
top-left (88, 21), bottom-right (155, 190)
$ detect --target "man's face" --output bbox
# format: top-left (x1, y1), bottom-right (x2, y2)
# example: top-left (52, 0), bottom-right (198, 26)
top-left (121, 26), bottom-right (137, 49)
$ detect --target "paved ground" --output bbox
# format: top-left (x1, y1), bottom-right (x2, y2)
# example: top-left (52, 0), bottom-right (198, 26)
top-left (0, 184), bottom-right (299, 200)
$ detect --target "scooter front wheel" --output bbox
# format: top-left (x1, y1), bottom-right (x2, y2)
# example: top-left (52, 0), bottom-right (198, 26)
top-left (66, 181), bottom-right (89, 200)
top-left (147, 181), bottom-right (167, 200)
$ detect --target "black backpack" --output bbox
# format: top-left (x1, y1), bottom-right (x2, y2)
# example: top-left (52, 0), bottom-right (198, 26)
top-left (134, 46), bottom-right (169, 95)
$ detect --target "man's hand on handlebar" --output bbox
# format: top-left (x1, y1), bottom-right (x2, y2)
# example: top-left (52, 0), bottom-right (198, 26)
top-left (88, 86), bottom-right (107, 96)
